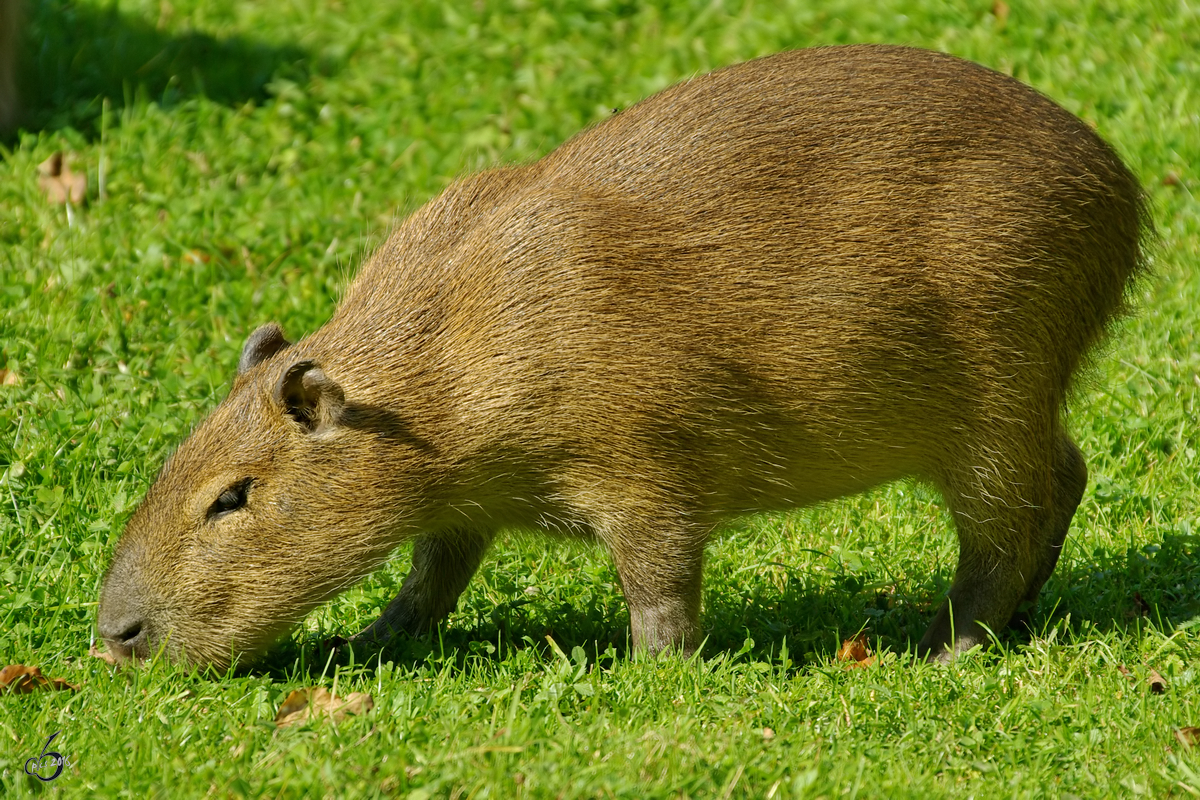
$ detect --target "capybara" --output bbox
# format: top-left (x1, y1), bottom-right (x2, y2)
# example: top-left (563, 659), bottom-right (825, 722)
top-left (98, 45), bottom-right (1151, 670)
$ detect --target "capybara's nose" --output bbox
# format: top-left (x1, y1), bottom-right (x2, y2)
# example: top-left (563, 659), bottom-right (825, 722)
top-left (97, 608), bottom-right (147, 662)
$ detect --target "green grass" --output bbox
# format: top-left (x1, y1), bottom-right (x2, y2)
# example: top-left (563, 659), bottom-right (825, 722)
top-left (2, 0), bottom-right (1199, 796)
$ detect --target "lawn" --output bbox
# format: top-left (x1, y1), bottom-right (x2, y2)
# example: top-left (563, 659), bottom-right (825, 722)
top-left (1, 0), bottom-right (1198, 796)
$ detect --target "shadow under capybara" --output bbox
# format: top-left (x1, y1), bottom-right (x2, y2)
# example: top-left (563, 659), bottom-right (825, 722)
top-left (97, 45), bottom-right (1151, 670)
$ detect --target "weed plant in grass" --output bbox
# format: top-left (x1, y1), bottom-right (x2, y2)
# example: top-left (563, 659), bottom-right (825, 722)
top-left (2, 0), bottom-right (1198, 797)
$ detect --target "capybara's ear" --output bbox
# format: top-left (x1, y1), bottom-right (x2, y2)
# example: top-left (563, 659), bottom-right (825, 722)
top-left (239, 323), bottom-right (291, 375)
top-left (274, 359), bottom-right (345, 433)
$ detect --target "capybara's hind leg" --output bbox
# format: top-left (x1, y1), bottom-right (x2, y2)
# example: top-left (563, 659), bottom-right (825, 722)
top-left (919, 453), bottom-right (1056, 661)
top-left (1010, 432), bottom-right (1088, 628)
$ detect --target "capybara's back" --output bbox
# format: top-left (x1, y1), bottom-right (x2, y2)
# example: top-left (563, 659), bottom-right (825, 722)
top-left (99, 46), bottom-right (1151, 669)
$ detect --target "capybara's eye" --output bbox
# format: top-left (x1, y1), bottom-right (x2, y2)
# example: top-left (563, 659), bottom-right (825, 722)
top-left (207, 479), bottom-right (251, 520)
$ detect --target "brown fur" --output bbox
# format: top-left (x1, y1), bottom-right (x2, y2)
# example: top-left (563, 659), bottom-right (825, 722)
top-left (98, 45), bottom-right (1151, 670)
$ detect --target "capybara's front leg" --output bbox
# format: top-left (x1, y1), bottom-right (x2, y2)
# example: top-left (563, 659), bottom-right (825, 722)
top-left (354, 530), bottom-right (494, 644)
top-left (605, 525), bottom-right (707, 656)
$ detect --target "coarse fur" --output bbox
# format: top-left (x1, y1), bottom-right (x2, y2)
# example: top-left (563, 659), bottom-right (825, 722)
top-left (98, 45), bottom-right (1152, 671)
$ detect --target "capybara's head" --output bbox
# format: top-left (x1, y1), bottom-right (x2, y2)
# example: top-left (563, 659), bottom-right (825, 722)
top-left (97, 324), bottom-right (420, 669)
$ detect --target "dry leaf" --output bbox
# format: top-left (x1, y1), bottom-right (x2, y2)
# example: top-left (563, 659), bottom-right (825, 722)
top-left (1116, 663), bottom-right (1168, 694)
top-left (1176, 727), bottom-right (1200, 747)
top-left (992, 0), bottom-right (1010, 25)
top-left (836, 633), bottom-right (876, 669)
top-left (88, 642), bottom-right (119, 666)
top-left (0, 664), bottom-right (79, 693)
top-left (0, 369), bottom-right (19, 386)
top-left (37, 152), bottom-right (87, 205)
top-left (762, 727), bottom-right (775, 741)
top-left (837, 633), bottom-right (869, 662)
top-left (275, 687), bottom-right (374, 728)
top-left (844, 656), bottom-right (877, 669)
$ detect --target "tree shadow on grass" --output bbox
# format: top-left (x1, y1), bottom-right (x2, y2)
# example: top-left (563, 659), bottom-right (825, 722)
top-left (7, 0), bottom-right (311, 141)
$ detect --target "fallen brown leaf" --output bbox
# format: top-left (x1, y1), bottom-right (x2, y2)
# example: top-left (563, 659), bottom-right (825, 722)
top-left (992, 0), bottom-right (1010, 25)
top-left (37, 152), bottom-right (87, 205)
top-left (0, 664), bottom-right (79, 693)
top-left (275, 687), bottom-right (374, 728)
top-left (88, 642), bottom-right (119, 666)
top-left (844, 656), bottom-right (877, 669)
top-left (1176, 727), bottom-right (1200, 747)
top-left (182, 250), bottom-right (211, 265)
top-left (837, 633), bottom-right (869, 662)
top-left (1116, 663), bottom-right (1168, 694)
top-left (836, 633), bottom-right (876, 669)
top-left (0, 369), bottom-right (19, 386)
